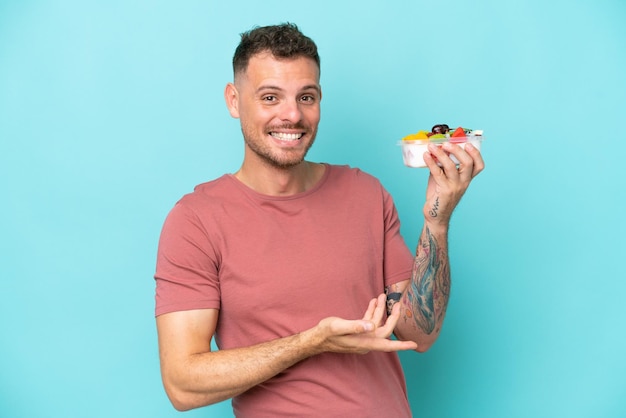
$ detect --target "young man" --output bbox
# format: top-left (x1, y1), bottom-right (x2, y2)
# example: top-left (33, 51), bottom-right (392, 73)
top-left (154, 23), bottom-right (484, 417)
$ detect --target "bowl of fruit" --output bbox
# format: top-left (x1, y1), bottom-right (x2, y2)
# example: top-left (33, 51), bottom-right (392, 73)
top-left (398, 124), bottom-right (484, 168)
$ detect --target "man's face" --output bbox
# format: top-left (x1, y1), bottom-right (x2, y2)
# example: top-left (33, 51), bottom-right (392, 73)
top-left (225, 52), bottom-right (322, 169)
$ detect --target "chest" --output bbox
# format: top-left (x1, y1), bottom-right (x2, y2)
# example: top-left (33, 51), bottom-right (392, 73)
top-left (213, 197), bottom-right (386, 344)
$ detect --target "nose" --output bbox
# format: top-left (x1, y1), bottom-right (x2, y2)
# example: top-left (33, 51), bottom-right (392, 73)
top-left (278, 98), bottom-right (303, 123)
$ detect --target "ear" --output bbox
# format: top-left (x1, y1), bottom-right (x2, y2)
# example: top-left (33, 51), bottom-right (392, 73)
top-left (224, 82), bottom-right (240, 118)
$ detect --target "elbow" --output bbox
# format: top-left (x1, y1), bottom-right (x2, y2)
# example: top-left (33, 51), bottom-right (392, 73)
top-left (394, 329), bottom-right (438, 353)
top-left (413, 334), bottom-right (440, 353)
top-left (415, 342), bottom-right (434, 353)
top-left (164, 385), bottom-right (197, 412)
top-left (162, 380), bottom-right (220, 412)
top-left (172, 400), bottom-right (193, 412)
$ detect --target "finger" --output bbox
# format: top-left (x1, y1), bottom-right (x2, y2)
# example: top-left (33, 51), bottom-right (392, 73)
top-left (464, 142), bottom-right (485, 178)
top-left (425, 144), bottom-right (458, 178)
top-left (329, 318), bottom-right (375, 335)
top-left (442, 142), bottom-right (470, 176)
top-left (375, 303), bottom-right (402, 338)
top-left (422, 151), bottom-right (442, 175)
top-left (445, 143), bottom-right (474, 181)
top-left (363, 338), bottom-right (418, 353)
top-left (423, 149), bottom-right (446, 179)
top-left (361, 297), bottom-right (378, 321)
top-left (370, 294), bottom-right (387, 327)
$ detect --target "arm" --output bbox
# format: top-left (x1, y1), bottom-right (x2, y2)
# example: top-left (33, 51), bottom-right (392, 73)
top-left (156, 294), bottom-right (417, 411)
top-left (386, 142), bottom-right (484, 352)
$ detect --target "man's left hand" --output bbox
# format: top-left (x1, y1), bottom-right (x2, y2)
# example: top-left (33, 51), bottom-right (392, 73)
top-left (422, 142), bottom-right (485, 228)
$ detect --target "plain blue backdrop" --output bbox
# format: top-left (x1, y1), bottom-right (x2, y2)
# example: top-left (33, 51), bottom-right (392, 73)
top-left (1, 1), bottom-right (625, 417)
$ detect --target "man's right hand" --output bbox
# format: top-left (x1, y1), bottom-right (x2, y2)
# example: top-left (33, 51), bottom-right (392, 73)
top-left (157, 294), bottom-right (416, 411)
top-left (308, 293), bottom-right (419, 355)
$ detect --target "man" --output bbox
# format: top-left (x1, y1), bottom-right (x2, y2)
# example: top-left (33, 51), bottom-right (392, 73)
top-left (154, 23), bottom-right (484, 417)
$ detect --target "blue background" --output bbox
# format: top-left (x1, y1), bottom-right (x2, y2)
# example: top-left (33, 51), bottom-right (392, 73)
top-left (1, 1), bottom-right (625, 417)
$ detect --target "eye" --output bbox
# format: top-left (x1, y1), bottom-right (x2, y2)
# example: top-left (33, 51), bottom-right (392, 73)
top-left (300, 94), bottom-right (316, 103)
top-left (262, 95), bottom-right (277, 103)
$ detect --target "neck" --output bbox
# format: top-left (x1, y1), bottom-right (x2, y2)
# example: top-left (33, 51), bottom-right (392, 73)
top-left (234, 161), bottom-right (324, 196)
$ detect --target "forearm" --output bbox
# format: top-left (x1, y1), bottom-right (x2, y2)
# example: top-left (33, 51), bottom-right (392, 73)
top-left (387, 139), bottom-right (483, 350)
top-left (391, 224), bottom-right (451, 351)
top-left (163, 329), bottom-right (321, 410)
top-left (159, 298), bottom-right (417, 411)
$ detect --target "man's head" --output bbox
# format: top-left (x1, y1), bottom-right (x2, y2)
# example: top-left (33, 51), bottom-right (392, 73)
top-left (225, 24), bottom-right (322, 170)
top-left (232, 23), bottom-right (320, 80)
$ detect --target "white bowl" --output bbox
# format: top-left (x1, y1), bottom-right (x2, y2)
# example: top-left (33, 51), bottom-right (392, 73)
top-left (398, 137), bottom-right (483, 168)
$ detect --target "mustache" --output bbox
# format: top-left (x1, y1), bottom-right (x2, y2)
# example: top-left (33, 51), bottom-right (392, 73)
top-left (267, 123), bottom-right (308, 131)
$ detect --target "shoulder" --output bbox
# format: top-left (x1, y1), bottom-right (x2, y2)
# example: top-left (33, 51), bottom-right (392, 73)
top-left (321, 164), bottom-right (389, 207)
top-left (326, 164), bottom-right (383, 189)
top-left (174, 175), bottom-right (238, 210)
top-left (160, 175), bottom-right (240, 229)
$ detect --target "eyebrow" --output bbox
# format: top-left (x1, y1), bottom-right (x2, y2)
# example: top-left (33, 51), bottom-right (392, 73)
top-left (256, 84), bottom-right (321, 94)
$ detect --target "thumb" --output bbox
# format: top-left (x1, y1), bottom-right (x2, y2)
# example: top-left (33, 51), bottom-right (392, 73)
top-left (332, 319), bottom-right (374, 335)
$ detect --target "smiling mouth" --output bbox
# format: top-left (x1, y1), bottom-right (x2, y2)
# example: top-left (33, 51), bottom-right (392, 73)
top-left (269, 132), bottom-right (304, 141)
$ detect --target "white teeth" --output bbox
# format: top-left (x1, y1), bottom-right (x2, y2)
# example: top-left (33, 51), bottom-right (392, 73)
top-left (270, 132), bottom-right (303, 141)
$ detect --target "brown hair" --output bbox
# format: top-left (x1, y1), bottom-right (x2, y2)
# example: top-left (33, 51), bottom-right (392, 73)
top-left (232, 23), bottom-right (320, 77)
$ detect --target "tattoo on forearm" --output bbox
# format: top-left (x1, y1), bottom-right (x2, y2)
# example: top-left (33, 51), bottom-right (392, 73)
top-left (404, 227), bottom-right (450, 334)
top-left (385, 288), bottom-right (402, 316)
top-left (428, 197), bottom-right (440, 218)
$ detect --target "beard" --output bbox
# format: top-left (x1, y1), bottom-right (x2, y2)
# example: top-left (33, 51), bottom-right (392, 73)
top-left (241, 122), bottom-right (317, 169)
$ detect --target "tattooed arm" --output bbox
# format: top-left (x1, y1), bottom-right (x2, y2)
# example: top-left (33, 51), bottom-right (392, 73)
top-left (386, 141), bottom-right (484, 351)
top-left (386, 225), bottom-right (450, 351)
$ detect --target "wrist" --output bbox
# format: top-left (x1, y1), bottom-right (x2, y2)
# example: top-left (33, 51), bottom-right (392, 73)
top-left (299, 323), bottom-right (327, 357)
top-left (423, 219), bottom-right (449, 238)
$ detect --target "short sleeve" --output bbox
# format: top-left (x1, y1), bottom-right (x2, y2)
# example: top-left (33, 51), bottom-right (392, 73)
top-left (154, 200), bottom-right (221, 316)
top-left (381, 188), bottom-right (414, 286)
